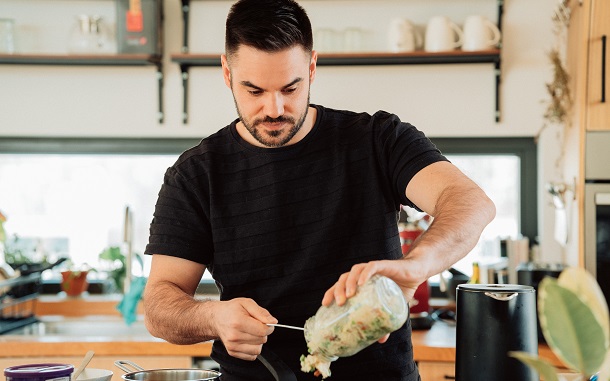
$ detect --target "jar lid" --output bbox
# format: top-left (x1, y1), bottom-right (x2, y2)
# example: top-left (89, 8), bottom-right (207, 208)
top-left (4, 364), bottom-right (74, 378)
top-left (457, 284), bottom-right (534, 293)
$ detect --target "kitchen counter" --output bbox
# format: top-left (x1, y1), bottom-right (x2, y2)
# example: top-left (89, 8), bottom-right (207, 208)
top-left (410, 322), bottom-right (564, 368)
top-left (0, 316), bottom-right (563, 368)
top-left (0, 316), bottom-right (212, 357)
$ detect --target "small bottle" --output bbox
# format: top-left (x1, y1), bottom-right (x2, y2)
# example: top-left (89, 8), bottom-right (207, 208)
top-left (468, 262), bottom-right (480, 284)
top-left (300, 275), bottom-right (409, 378)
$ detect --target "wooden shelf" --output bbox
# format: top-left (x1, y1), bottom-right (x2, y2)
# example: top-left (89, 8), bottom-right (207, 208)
top-left (171, 50), bottom-right (502, 124)
top-left (0, 53), bottom-right (161, 66)
top-left (171, 50), bottom-right (501, 67)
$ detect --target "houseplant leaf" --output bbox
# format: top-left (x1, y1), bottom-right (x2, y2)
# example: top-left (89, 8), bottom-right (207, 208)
top-left (509, 351), bottom-right (559, 381)
top-left (539, 277), bottom-right (609, 376)
top-left (597, 350), bottom-right (610, 381)
top-left (557, 267), bottom-right (610, 340)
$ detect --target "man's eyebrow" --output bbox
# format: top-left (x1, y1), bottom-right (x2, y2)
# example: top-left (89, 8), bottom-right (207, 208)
top-left (239, 77), bottom-right (304, 91)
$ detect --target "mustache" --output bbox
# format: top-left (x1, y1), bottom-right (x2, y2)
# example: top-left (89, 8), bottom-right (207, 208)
top-left (254, 115), bottom-right (295, 125)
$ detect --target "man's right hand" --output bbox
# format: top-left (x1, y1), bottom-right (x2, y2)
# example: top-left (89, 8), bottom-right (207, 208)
top-left (210, 298), bottom-right (278, 361)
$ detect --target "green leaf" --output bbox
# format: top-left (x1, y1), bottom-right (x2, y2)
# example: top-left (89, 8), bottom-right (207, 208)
top-left (598, 350), bottom-right (610, 381)
top-left (509, 351), bottom-right (559, 381)
top-left (539, 277), bottom-right (609, 376)
top-left (558, 267), bottom-right (610, 340)
top-left (99, 246), bottom-right (124, 262)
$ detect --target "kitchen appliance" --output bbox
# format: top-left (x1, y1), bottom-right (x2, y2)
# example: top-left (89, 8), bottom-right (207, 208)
top-left (455, 284), bottom-right (538, 381)
top-left (517, 262), bottom-right (564, 343)
top-left (585, 131), bottom-right (610, 310)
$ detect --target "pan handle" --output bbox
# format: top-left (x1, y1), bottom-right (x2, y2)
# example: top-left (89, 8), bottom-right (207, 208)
top-left (257, 346), bottom-right (297, 381)
top-left (114, 360), bottom-right (145, 373)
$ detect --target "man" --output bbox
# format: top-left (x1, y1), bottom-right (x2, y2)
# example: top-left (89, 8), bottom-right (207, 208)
top-left (143, 0), bottom-right (496, 380)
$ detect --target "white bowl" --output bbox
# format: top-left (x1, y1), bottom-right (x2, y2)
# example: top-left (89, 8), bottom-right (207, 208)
top-left (76, 368), bottom-right (113, 381)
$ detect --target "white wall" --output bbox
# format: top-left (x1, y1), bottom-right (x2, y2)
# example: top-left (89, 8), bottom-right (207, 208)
top-left (0, 0), bottom-right (567, 263)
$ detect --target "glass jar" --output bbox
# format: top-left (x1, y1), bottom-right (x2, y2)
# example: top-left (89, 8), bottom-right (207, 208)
top-left (300, 275), bottom-right (409, 378)
top-left (68, 15), bottom-right (113, 54)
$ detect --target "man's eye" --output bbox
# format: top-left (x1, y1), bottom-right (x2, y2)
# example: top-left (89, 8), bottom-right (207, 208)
top-left (248, 90), bottom-right (263, 96)
top-left (283, 88), bottom-right (297, 94)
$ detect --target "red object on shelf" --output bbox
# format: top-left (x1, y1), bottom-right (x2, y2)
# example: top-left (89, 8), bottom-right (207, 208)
top-left (399, 227), bottom-right (430, 314)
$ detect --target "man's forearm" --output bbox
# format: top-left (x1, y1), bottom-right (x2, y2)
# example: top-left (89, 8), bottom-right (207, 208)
top-left (406, 183), bottom-right (496, 279)
top-left (144, 280), bottom-right (219, 345)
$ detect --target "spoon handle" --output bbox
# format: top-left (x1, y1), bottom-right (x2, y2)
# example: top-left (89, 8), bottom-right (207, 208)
top-left (73, 350), bottom-right (95, 380)
top-left (266, 323), bottom-right (305, 331)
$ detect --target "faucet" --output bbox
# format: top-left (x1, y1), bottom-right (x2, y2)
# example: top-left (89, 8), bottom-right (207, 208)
top-left (123, 205), bottom-right (133, 293)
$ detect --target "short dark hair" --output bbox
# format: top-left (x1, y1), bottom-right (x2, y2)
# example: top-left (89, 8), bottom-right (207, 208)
top-left (225, 0), bottom-right (313, 59)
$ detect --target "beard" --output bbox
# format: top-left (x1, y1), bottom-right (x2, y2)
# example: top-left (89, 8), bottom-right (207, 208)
top-left (232, 92), bottom-right (311, 148)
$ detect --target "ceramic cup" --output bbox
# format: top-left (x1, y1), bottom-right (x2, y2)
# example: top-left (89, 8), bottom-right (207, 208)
top-left (424, 16), bottom-right (463, 52)
top-left (315, 28), bottom-right (339, 53)
top-left (0, 18), bottom-right (15, 54)
top-left (462, 15), bottom-right (501, 51)
top-left (388, 18), bottom-right (422, 53)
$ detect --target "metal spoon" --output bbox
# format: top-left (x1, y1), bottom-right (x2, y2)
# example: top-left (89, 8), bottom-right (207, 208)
top-left (266, 323), bottom-right (305, 331)
top-left (73, 350), bottom-right (95, 380)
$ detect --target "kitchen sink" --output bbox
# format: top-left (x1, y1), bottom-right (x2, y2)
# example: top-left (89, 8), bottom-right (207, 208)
top-left (7, 316), bottom-right (152, 337)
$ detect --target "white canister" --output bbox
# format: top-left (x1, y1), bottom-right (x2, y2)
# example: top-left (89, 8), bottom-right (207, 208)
top-left (424, 16), bottom-right (463, 52)
top-left (462, 15), bottom-right (501, 51)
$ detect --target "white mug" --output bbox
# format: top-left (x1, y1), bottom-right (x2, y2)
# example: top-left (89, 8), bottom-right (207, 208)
top-left (425, 16), bottom-right (463, 52)
top-left (388, 18), bottom-right (422, 53)
top-left (462, 15), bottom-right (501, 51)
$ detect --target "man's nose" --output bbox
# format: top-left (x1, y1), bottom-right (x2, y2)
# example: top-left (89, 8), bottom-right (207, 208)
top-left (265, 93), bottom-right (284, 118)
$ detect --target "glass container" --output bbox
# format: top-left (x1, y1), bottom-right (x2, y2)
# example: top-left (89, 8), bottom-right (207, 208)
top-left (300, 275), bottom-right (409, 377)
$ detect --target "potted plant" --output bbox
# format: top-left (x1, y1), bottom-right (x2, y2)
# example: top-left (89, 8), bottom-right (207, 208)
top-left (60, 269), bottom-right (90, 297)
top-left (510, 267), bottom-right (610, 381)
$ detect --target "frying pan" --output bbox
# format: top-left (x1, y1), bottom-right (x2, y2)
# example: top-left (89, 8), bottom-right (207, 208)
top-left (115, 346), bottom-right (297, 381)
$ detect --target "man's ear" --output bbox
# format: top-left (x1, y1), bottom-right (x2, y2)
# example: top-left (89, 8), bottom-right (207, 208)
top-left (221, 54), bottom-right (231, 88)
top-left (309, 50), bottom-right (318, 84)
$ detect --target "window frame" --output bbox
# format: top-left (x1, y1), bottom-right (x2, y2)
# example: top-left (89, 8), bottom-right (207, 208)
top-left (432, 137), bottom-right (538, 242)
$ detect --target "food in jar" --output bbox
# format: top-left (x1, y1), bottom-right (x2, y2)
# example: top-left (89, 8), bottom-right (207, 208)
top-left (300, 275), bottom-right (408, 378)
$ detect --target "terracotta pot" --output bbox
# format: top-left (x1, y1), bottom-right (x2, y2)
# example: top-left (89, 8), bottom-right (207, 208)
top-left (60, 270), bottom-right (89, 297)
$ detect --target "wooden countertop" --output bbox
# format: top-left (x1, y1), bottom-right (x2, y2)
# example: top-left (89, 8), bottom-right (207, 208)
top-left (411, 322), bottom-right (565, 367)
top-left (1, 316), bottom-right (564, 368)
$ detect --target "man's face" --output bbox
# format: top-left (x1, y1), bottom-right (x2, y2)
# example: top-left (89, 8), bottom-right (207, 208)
top-left (222, 45), bottom-right (317, 148)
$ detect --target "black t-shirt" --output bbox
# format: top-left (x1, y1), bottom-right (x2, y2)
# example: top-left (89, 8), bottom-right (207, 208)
top-left (145, 105), bottom-right (447, 380)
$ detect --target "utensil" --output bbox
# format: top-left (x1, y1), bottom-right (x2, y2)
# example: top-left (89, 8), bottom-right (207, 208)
top-left (73, 350), bottom-right (95, 381)
top-left (266, 323), bottom-right (305, 331)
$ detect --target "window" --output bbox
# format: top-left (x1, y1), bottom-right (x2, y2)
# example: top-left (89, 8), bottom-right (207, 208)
top-left (0, 137), bottom-right (537, 281)
top-left (0, 138), bottom-right (200, 279)
top-left (433, 137), bottom-right (538, 276)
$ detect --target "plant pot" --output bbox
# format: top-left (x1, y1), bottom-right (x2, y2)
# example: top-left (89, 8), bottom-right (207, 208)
top-left (61, 270), bottom-right (89, 297)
